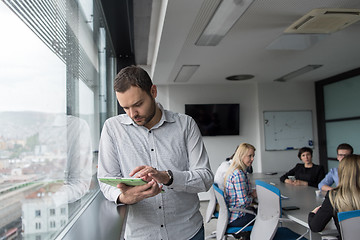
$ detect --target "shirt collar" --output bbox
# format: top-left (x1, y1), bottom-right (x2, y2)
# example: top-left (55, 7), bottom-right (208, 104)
top-left (119, 102), bottom-right (175, 128)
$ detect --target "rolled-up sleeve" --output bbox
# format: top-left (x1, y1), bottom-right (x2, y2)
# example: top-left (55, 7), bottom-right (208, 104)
top-left (318, 168), bottom-right (336, 190)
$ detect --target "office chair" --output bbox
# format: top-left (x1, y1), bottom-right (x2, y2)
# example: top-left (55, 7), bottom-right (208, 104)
top-left (206, 185), bottom-right (219, 223)
top-left (205, 185), bottom-right (219, 239)
top-left (212, 183), bottom-right (256, 240)
top-left (337, 209), bottom-right (360, 240)
top-left (250, 180), bottom-right (308, 240)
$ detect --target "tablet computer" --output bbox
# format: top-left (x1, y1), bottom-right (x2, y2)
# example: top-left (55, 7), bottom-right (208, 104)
top-left (99, 177), bottom-right (147, 187)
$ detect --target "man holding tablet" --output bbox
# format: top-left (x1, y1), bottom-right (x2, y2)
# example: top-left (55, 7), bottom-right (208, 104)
top-left (97, 65), bottom-right (213, 240)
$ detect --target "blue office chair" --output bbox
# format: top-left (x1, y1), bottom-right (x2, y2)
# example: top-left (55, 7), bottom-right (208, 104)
top-left (337, 209), bottom-right (360, 240)
top-left (250, 180), bottom-right (308, 240)
top-left (213, 183), bottom-right (255, 240)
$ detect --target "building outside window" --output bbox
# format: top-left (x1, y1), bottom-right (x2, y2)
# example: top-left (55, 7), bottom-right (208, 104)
top-left (0, 0), bottom-right (116, 239)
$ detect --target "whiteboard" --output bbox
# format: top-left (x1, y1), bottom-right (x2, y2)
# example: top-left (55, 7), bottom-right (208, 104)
top-left (264, 111), bottom-right (313, 151)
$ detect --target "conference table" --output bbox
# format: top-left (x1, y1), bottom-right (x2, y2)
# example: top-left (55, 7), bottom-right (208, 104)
top-left (248, 172), bottom-right (338, 240)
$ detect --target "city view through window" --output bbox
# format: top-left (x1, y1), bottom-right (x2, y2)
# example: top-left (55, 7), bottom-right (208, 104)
top-left (0, 1), bottom-right (107, 239)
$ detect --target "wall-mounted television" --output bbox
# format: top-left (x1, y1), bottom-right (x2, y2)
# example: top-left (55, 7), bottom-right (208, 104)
top-left (185, 104), bottom-right (239, 136)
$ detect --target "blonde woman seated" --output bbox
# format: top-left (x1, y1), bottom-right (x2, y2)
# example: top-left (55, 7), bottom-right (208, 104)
top-left (308, 154), bottom-right (360, 239)
top-left (224, 143), bottom-right (257, 228)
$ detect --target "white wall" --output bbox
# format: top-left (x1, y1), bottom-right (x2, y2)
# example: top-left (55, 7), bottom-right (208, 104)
top-left (257, 82), bottom-right (319, 172)
top-left (157, 83), bottom-right (260, 174)
top-left (156, 81), bottom-right (318, 175)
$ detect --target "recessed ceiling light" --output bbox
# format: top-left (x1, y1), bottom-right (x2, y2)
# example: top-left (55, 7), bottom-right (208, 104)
top-left (226, 74), bottom-right (254, 81)
top-left (274, 65), bottom-right (322, 82)
top-left (195, 0), bottom-right (254, 46)
top-left (174, 65), bottom-right (200, 82)
top-left (266, 34), bottom-right (327, 51)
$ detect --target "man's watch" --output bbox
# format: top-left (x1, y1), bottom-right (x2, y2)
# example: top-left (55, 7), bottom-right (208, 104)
top-left (164, 170), bottom-right (173, 186)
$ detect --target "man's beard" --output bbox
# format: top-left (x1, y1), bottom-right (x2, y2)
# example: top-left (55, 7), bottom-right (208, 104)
top-left (134, 100), bottom-right (156, 126)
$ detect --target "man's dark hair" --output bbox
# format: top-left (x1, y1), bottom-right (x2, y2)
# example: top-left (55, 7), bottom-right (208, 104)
top-left (337, 143), bottom-right (354, 154)
top-left (114, 65), bottom-right (153, 95)
top-left (297, 147), bottom-right (313, 160)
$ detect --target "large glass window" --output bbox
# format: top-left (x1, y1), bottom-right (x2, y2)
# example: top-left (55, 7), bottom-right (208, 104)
top-left (323, 77), bottom-right (360, 169)
top-left (0, 0), bottom-right (116, 239)
top-left (316, 69), bottom-right (360, 171)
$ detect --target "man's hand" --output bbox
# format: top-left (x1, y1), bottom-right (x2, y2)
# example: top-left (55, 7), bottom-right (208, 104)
top-left (130, 165), bottom-right (170, 184)
top-left (321, 185), bottom-right (333, 191)
top-left (117, 179), bottom-right (163, 205)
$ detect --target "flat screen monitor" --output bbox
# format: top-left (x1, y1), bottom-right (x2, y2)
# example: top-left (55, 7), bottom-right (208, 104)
top-left (185, 104), bottom-right (239, 136)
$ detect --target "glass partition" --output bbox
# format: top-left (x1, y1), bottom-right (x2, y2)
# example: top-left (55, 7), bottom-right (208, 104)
top-left (325, 120), bottom-right (360, 159)
top-left (324, 76), bottom-right (360, 120)
top-left (319, 73), bottom-right (360, 171)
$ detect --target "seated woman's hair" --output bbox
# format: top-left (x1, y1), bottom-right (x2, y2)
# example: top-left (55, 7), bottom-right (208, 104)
top-left (224, 143), bottom-right (255, 186)
top-left (297, 147), bottom-right (313, 160)
top-left (330, 154), bottom-right (360, 212)
top-left (231, 143), bottom-right (256, 172)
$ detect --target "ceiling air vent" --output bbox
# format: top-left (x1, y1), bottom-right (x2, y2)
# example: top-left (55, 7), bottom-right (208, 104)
top-left (284, 8), bottom-right (360, 34)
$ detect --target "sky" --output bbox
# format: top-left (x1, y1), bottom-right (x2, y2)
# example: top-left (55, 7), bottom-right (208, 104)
top-left (0, 2), bottom-right (66, 113)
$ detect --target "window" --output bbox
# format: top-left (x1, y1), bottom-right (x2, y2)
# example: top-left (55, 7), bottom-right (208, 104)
top-left (50, 221), bottom-right (56, 228)
top-left (60, 220), bottom-right (66, 226)
top-left (61, 208), bottom-right (66, 215)
top-left (0, 0), bottom-right (116, 239)
top-left (316, 68), bottom-right (360, 170)
top-left (35, 210), bottom-right (41, 217)
top-left (35, 222), bottom-right (41, 230)
top-left (50, 209), bottom-right (55, 216)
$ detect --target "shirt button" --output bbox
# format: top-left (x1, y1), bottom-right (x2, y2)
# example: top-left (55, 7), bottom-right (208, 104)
top-left (161, 225), bottom-right (164, 227)
top-left (149, 130), bottom-right (152, 133)
top-left (151, 149), bottom-right (154, 151)
top-left (159, 206), bottom-right (162, 209)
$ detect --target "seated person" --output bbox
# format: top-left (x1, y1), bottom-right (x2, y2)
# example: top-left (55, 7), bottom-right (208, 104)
top-left (215, 146), bottom-right (253, 191)
top-left (280, 147), bottom-right (325, 187)
top-left (318, 143), bottom-right (353, 191)
top-left (214, 146), bottom-right (237, 191)
top-left (224, 143), bottom-right (257, 228)
top-left (308, 154), bottom-right (360, 239)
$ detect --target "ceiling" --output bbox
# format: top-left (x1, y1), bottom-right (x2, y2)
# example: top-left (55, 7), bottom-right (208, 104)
top-left (102, 0), bottom-right (360, 86)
